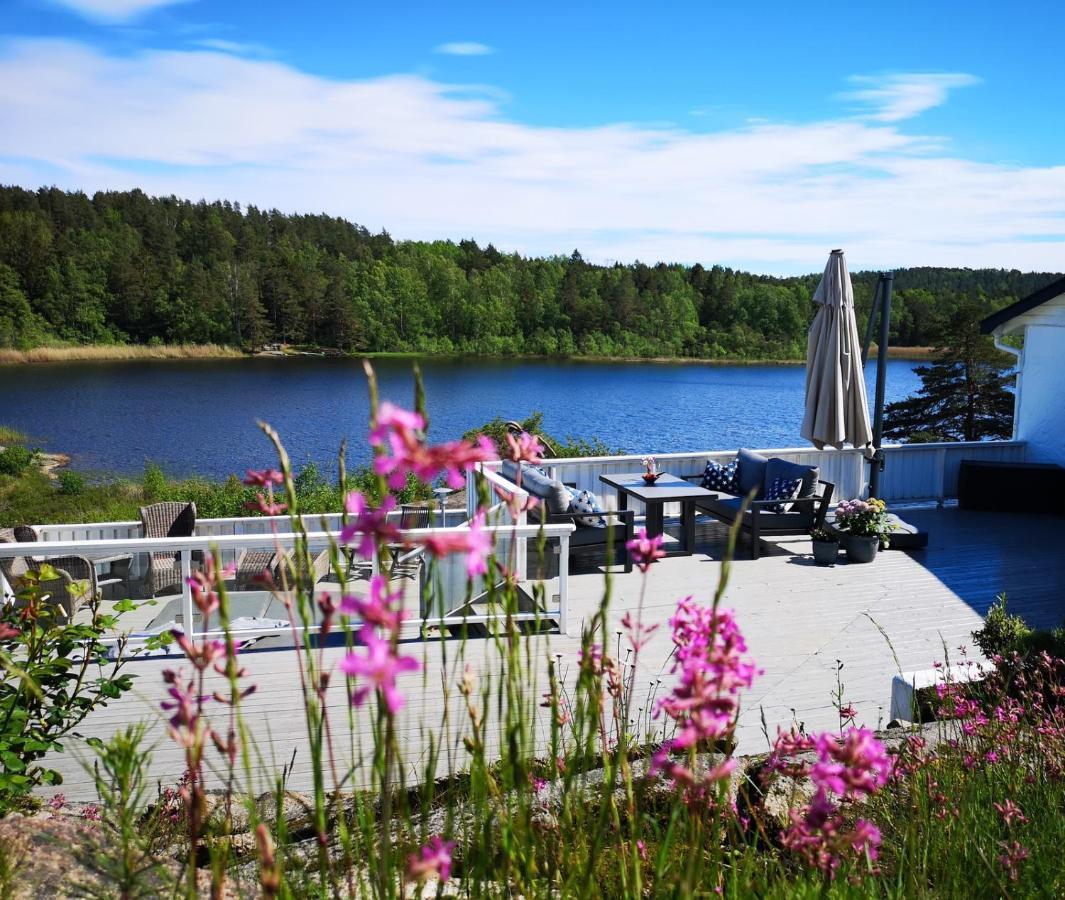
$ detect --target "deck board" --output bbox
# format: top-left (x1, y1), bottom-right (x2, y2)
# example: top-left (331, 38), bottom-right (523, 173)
top-left (38, 505), bottom-right (1065, 800)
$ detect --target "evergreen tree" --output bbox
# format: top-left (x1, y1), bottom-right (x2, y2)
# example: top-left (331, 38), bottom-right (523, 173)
top-left (883, 298), bottom-right (1016, 442)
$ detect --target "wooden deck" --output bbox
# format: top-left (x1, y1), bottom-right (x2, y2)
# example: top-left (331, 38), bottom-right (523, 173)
top-left (43, 505), bottom-right (1065, 801)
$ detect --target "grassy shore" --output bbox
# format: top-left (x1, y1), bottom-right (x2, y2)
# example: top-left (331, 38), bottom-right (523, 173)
top-left (0, 344), bottom-right (243, 364)
top-left (0, 344), bottom-right (939, 366)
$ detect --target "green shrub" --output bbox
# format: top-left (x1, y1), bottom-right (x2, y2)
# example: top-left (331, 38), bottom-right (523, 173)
top-left (464, 411), bottom-right (617, 459)
top-left (0, 445), bottom-right (34, 477)
top-left (973, 594), bottom-right (1065, 660)
top-left (0, 567), bottom-right (140, 808)
top-left (55, 470), bottom-right (85, 495)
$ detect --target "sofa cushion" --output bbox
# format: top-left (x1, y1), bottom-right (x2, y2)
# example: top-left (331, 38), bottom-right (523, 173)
top-left (764, 475), bottom-right (802, 513)
top-left (736, 448), bottom-right (769, 498)
top-left (568, 489), bottom-right (607, 528)
top-left (701, 459), bottom-right (739, 493)
top-left (696, 494), bottom-right (814, 530)
top-left (500, 461), bottom-right (571, 516)
top-left (765, 457), bottom-right (820, 513)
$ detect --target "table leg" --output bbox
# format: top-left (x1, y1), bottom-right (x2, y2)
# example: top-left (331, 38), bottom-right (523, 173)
top-left (682, 500), bottom-right (695, 553)
top-left (646, 501), bottom-right (664, 538)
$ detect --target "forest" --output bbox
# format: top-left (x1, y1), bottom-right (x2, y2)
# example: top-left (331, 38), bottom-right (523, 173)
top-left (0, 185), bottom-right (1060, 359)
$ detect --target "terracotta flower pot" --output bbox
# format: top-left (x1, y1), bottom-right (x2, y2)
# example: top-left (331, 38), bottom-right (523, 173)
top-left (642, 472), bottom-right (660, 484)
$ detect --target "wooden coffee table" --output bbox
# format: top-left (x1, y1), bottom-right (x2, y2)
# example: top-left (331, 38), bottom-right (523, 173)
top-left (598, 472), bottom-right (716, 557)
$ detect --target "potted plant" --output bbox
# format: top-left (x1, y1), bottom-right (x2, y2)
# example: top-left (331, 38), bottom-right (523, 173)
top-left (641, 455), bottom-right (661, 484)
top-left (809, 526), bottom-right (840, 566)
top-left (834, 497), bottom-right (892, 563)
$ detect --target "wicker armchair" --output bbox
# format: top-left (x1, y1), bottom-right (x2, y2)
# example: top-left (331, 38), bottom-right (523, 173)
top-left (0, 530), bottom-right (96, 623)
top-left (139, 502), bottom-right (197, 596)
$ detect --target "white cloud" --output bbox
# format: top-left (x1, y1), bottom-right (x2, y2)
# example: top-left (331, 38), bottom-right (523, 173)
top-left (191, 38), bottom-right (271, 57)
top-left (46, 0), bottom-right (193, 23)
top-left (841, 72), bottom-right (980, 122)
top-left (434, 42), bottom-right (494, 57)
top-left (0, 39), bottom-right (1062, 274)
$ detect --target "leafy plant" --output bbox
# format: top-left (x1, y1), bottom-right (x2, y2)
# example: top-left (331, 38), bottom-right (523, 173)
top-left (56, 470), bottom-right (86, 496)
top-left (0, 567), bottom-right (139, 808)
top-left (0, 446), bottom-right (36, 477)
top-left (86, 723), bottom-right (171, 897)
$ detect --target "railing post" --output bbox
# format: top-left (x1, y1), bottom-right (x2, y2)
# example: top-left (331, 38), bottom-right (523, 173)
top-left (179, 549), bottom-right (195, 636)
top-left (558, 532), bottom-right (570, 636)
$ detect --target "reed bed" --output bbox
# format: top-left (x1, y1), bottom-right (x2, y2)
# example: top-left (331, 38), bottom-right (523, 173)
top-left (0, 344), bottom-right (244, 364)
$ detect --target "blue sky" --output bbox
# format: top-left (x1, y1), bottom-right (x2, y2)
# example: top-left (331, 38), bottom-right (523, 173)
top-left (2, 0), bottom-right (1064, 273)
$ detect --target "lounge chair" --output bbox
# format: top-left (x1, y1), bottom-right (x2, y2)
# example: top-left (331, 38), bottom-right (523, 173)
top-left (685, 449), bottom-right (834, 560)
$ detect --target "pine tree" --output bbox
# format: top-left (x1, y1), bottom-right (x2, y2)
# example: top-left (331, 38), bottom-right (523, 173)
top-left (884, 298), bottom-right (1015, 442)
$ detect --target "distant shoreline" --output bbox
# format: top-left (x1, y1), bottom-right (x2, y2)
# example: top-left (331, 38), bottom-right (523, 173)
top-left (0, 343), bottom-right (937, 366)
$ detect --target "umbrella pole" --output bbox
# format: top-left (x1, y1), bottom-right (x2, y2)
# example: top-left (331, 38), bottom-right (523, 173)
top-left (869, 271), bottom-right (895, 497)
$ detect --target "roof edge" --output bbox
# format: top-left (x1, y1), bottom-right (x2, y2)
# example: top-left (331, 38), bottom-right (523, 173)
top-left (981, 274), bottom-right (1065, 334)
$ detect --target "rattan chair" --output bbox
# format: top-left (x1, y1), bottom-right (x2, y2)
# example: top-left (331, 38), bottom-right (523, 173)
top-left (1, 528), bottom-right (97, 622)
top-left (139, 502), bottom-right (197, 596)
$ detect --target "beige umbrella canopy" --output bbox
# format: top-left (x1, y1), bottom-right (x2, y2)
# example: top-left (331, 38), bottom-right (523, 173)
top-left (800, 249), bottom-right (873, 451)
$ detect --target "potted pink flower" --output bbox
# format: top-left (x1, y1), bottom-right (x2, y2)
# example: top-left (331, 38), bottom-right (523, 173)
top-left (641, 456), bottom-right (660, 484)
top-left (834, 497), bottom-right (892, 563)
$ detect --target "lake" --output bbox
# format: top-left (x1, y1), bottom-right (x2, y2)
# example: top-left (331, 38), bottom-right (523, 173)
top-left (8, 357), bottom-right (923, 479)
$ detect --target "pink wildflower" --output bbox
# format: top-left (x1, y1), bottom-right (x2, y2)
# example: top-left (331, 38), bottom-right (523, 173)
top-left (171, 631), bottom-right (228, 672)
top-left (505, 431), bottom-right (544, 465)
top-left (339, 576), bottom-right (406, 634)
top-left (339, 491), bottom-right (399, 558)
top-left (418, 510), bottom-right (491, 577)
top-left (243, 469), bottom-right (283, 487)
top-left (626, 528), bottom-right (666, 572)
top-left (636, 839), bottom-right (647, 861)
top-left (371, 402), bottom-right (495, 490)
top-left (997, 840), bottom-right (1029, 882)
top-left (160, 668), bottom-right (209, 747)
top-left (621, 610), bottom-right (659, 653)
top-left (839, 703), bottom-right (857, 720)
top-left (48, 793), bottom-right (66, 811)
top-left (81, 804), bottom-right (101, 822)
top-left (245, 494), bottom-right (287, 516)
top-left (339, 629), bottom-right (420, 713)
top-left (994, 799), bottom-right (1027, 828)
top-left (810, 728), bottom-right (892, 799)
top-left (406, 835), bottom-right (454, 883)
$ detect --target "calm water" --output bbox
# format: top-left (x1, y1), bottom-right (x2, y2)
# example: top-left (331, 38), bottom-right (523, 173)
top-left (8, 358), bottom-right (923, 479)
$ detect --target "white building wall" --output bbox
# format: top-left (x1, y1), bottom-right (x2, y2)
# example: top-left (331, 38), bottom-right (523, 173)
top-left (1016, 322), bottom-right (1065, 466)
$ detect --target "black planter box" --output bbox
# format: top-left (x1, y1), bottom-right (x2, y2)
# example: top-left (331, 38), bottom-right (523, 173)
top-left (958, 459), bottom-right (1065, 514)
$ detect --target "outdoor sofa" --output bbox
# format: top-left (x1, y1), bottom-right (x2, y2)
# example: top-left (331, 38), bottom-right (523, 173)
top-left (498, 461), bottom-right (634, 573)
top-left (685, 449), bottom-right (834, 560)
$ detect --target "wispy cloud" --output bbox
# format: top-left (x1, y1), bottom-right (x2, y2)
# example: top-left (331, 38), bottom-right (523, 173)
top-left (191, 38), bottom-right (271, 57)
top-left (0, 40), bottom-right (1061, 273)
top-left (434, 41), bottom-right (494, 57)
top-left (841, 72), bottom-right (980, 122)
top-left (46, 0), bottom-right (194, 23)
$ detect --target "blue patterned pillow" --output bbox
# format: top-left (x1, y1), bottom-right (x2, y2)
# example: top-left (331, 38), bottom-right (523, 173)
top-left (764, 475), bottom-right (802, 513)
top-left (701, 459), bottom-right (739, 494)
top-left (568, 489), bottom-right (607, 528)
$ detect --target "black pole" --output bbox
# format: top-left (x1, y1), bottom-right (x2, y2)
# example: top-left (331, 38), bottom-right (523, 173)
top-left (869, 271), bottom-right (894, 497)
top-left (861, 278), bottom-right (882, 368)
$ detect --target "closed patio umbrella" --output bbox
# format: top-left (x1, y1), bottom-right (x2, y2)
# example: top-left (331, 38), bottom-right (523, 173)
top-left (800, 249), bottom-right (873, 451)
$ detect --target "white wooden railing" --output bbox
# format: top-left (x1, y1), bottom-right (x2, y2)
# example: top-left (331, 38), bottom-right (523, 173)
top-left (0, 521), bottom-right (575, 644)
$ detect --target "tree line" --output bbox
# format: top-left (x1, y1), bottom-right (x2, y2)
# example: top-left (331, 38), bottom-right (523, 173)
top-left (0, 185), bottom-right (1060, 358)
